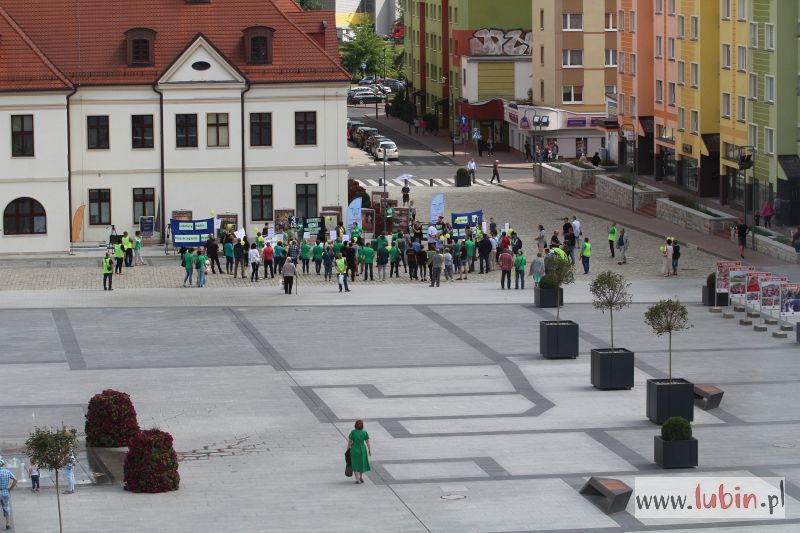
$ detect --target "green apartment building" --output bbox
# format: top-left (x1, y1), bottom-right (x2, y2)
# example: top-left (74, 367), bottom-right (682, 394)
top-left (403, 0), bottom-right (531, 130)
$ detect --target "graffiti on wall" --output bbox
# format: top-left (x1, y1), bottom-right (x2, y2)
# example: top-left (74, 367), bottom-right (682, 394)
top-left (469, 28), bottom-right (532, 56)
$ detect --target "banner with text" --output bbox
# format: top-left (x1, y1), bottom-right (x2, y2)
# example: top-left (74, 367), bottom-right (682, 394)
top-left (780, 284), bottom-right (800, 317)
top-left (716, 261), bottom-right (741, 293)
top-left (170, 218), bottom-right (214, 247)
top-left (451, 210), bottom-right (483, 240)
top-left (729, 267), bottom-right (754, 300)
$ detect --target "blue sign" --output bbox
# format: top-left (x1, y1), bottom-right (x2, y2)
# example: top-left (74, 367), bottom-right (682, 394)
top-left (451, 210), bottom-right (483, 240)
top-left (170, 218), bottom-right (214, 247)
top-left (460, 115), bottom-right (469, 126)
top-left (472, 128), bottom-right (481, 140)
top-left (360, 63), bottom-right (367, 71)
top-left (139, 216), bottom-right (154, 238)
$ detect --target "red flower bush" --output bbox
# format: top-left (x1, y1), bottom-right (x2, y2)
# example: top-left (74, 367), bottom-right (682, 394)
top-left (124, 429), bottom-right (180, 493)
top-left (84, 389), bottom-right (140, 447)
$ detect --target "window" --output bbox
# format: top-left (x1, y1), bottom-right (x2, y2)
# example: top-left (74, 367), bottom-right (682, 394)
top-left (737, 46), bottom-right (747, 71)
top-left (87, 116), bottom-right (110, 150)
top-left (690, 110), bottom-right (699, 133)
top-left (749, 22), bottom-right (758, 48)
top-left (656, 79), bottom-right (664, 102)
top-left (748, 74), bottom-right (757, 100)
top-left (722, 92), bottom-right (731, 118)
top-left (722, 44), bottom-right (731, 68)
top-left (207, 113), bottom-right (229, 147)
top-left (677, 15), bottom-right (685, 38)
top-left (562, 49), bottom-right (583, 67)
top-left (765, 24), bottom-right (774, 50)
top-left (562, 85), bottom-right (583, 103)
top-left (605, 85), bottom-right (617, 95)
top-left (765, 75), bottom-right (775, 102)
top-left (540, 8), bottom-right (544, 30)
top-left (668, 82), bottom-right (676, 106)
top-left (11, 114), bottom-right (34, 157)
top-left (295, 184), bottom-right (317, 219)
top-left (677, 61), bottom-right (685, 84)
top-left (295, 111), bottom-right (317, 145)
top-left (562, 13), bottom-right (583, 30)
top-left (605, 12), bottom-right (616, 30)
top-left (132, 115), bottom-right (154, 149)
top-left (618, 10), bottom-right (624, 31)
top-left (618, 51), bottom-right (625, 73)
top-left (132, 39), bottom-right (150, 65)
top-left (722, 0), bottom-right (731, 19)
top-left (668, 38), bottom-right (676, 60)
top-left (631, 96), bottom-right (637, 117)
top-left (655, 36), bottom-right (663, 57)
top-left (540, 45), bottom-right (544, 65)
top-left (251, 185), bottom-right (273, 221)
top-left (540, 80), bottom-right (545, 100)
top-left (748, 124), bottom-right (757, 147)
top-left (88, 189), bottom-right (111, 225)
top-left (668, 0), bottom-right (676, 14)
top-left (737, 96), bottom-right (746, 122)
top-left (690, 16), bottom-right (699, 39)
top-left (604, 49), bottom-right (617, 67)
top-left (132, 188), bottom-right (155, 224)
top-left (630, 11), bottom-right (636, 32)
top-left (250, 113), bottom-right (272, 147)
top-left (3, 197), bottom-right (46, 235)
top-left (244, 26), bottom-right (275, 65)
top-left (125, 28), bottom-right (155, 67)
top-left (690, 62), bottom-right (699, 87)
top-left (678, 107), bottom-right (685, 130)
top-left (630, 54), bottom-right (637, 75)
top-left (619, 95), bottom-right (625, 115)
top-left (765, 127), bottom-right (774, 154)
top-left (655, 0), bottom-right (662, 15)
top-left (175, 114), bottom-right (197, 147)
top-left (737, 0), bottom-right (747, 20)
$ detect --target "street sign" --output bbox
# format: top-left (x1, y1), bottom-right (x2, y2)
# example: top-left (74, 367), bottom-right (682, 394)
top-left (472, 127), bottom-right (481, 140)
top-left (460, 115), bottom-right (468, 126)
top-left (360, 62), bottom-right (367, 71)
top-left (460, 123), bottom-right (468, 133)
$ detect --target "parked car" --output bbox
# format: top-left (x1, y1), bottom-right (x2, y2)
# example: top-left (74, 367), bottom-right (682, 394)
top-left (354, 127), bottom-right (379, 147)
top-left (358, 76), bottom-right (378, 86)
top-left (365, 135), bottom-right (390, 155)
top-left (346, 120), bottom-right (364, 140)
top-left (375, 141), bottom-right (399, 161)
top-left (360, 131), bottom-right (384, 150)
top-left (349, 91), bottom-right (385, 105)
top-left (383, 78), bottom-right (406, 93)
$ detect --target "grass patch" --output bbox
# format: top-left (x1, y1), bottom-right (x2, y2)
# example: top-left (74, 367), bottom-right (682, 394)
top-left (774, 235), bottom-right (793, 246)
top-left (572, 161), bottom-right (597, 170)
top-left (611, 175), bottom-right (648, 190)
top-left (668, 195), bottom-right (721, 217)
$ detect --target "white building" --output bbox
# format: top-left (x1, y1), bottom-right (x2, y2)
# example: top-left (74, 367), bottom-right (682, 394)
top-left (0, 0), bottom-right (350, 253)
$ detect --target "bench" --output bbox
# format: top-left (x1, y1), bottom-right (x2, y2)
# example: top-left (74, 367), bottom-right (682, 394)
top-left (579, 477), bottom-right (632, 514)
top-left (694, 384), bottom-right (724, 410)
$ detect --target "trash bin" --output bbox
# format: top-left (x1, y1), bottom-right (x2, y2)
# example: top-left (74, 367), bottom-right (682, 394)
top-left (455, 169), bottom-right (471, 187)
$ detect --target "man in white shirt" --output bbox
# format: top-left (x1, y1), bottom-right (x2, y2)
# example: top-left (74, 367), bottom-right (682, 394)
top-left (427, 224), bottom-right (438, 246)
top-left (571, 215), bottom-right (581, 239)
top-left (467, 158), bottom-right (477, 183)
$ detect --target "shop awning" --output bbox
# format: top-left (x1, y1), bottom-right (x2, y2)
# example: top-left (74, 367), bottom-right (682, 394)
top-left (433, 97), bottom-right (449, 107)
top-left (411, 89), bottom-right (427, 97)
top-left (459, 98), bottom-right (505, 121)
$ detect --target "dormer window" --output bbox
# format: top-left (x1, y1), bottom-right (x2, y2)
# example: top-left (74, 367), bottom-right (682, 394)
top-left (243, 26), bottom-right (274, 65)
top-left (125, 28), bottom-right (156, 67)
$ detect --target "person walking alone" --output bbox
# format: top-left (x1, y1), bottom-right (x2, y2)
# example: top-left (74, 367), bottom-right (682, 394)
top-left (102, 252), bottom-right (114, 291)
top-left (490, 160), bottom-right (501, 183)
top-left (499, 248), bottom-right (513, 289)
top-left (282, 257), bottom-right (296, 294)
top-left (467, 158), bottom-right (477, 183)
top-left (514, 250), bottom-right (526, 290)
top-left (580, 237), bottom-right (591, 274)
top-left (428, 249), bottom-right (443, 287)
top-left (0, 456), bottom-right (18, 530)
top-left (347, 420), bottom-right (371, 484)
top-left (616, 228), bottom-right (629, 265)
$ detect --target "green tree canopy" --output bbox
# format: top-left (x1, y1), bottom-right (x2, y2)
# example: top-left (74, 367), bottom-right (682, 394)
top-left (341, 23), bottom-right (385, 77)
top-left (297, 0), bottom-right (324, 10)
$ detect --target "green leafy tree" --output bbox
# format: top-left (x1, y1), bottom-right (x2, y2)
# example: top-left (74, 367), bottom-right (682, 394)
top-left (25, 426), bottom-right (78, 533)
top-left (341, 23), bottom-right (385, 77)
top-left (644, 299), bottom-right (692, 382)
top-left (297, 0), bottom-right (324, 9)
top-left (590, 271), bottom-right (632, 350)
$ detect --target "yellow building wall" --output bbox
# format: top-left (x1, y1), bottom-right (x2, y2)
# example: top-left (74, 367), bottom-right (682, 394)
top-left (478, 62), bottom-right (514, 100)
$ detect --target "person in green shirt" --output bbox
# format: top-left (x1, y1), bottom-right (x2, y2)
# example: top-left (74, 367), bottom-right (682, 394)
top-left (300, 240), bottom-right (311, 274)
top-left (465, 237), bottom-right (476, 273)
top-left (133, 230), bottom-right (145, 266)
top-left (581, 237), bottom-right (591, 274)
top-left (332, 240), bottom-right (343, 257)
top-left (607, 222), bottom-right (618, 259)
top-left (113, 242), bottom-right (125, 275)
top-left (361, 243), bottom-right (375, 281)
top-left (102, 252), bottom-right (114, 291)
top-left (514, 250), bottom-right (527, 290)
top-left (312, 241), bottom-right (324, 275)
top-left (183, 248), bottom-right (195, 286)
top-left (375, 233), bottom-right (388, 251)
top-left (195, 249), bottom-right (208, 288)
top-left (274, 242), bottom-right (285, 274)
top-left (223, 238), bottom-right (234, 274)
top-left (256, 232), bottom-right (265, 251)
top-left (350, 223), bottom-right (362, 243)
top-left (388, 244), bottom-right (399, 278)
top-left (335, 254), bottom-right (350, 292)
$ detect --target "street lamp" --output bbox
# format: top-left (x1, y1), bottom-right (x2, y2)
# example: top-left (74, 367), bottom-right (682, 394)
top-left (620, 122), bottom-right (638, 212)
top-left (531, 110), bottom-right (549, 183)
top-left (737, 145), bottom-right (757, 251)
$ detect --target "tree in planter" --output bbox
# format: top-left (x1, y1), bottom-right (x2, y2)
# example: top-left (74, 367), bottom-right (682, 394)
top-left (548, 256), bottom-right (575, 321)
top-left (590, 271), bottom-right (632, 349)
top-left (644, 299), bottom-right (692, 381)
top-left (25, 426), bottom-right (78, 533)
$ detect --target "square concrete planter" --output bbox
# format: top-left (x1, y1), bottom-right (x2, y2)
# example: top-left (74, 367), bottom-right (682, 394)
top-left (654, 436), bottom-right (698, 469)
top-left (590, 349), bottom-right (634, 390)
top-left (646, 379), bottom-right (694, 424)
top-left (540, 321), bottom-right (579, 359)
top-left (534, 287), bottom-right (563, 308)
top-left (701, 286), bottom-right (729, 307)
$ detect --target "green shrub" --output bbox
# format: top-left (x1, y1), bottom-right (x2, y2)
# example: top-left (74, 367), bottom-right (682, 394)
top-left (661, 416), bottom-right (692, 441)
top-left (668, 195), bottom-right (720, 218)
top-left (456, 167), bottom-right (469, 180)
top-left (706, 272), bottom-right (716, 290)
top-left (538, 274), bottom-right (558, 289)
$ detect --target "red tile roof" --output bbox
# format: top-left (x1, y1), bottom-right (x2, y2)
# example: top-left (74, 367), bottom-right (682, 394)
top-left (0, 0), bottom-right (349, 88)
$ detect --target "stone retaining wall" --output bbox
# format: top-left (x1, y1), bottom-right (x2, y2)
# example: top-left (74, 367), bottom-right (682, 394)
top-left (728, 231), bottom-right (800, 263)
top-left (595, 175), bottom-right (667, 211)
top-left (538, 163), bottom-right (601, 192)
top-left (655, 199), bottom-right (737, 235)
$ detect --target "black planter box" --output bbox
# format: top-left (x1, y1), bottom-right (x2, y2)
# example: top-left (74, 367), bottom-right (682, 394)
top-left (647, 379), bottom-right (694, 424)
top-left (654, 436), bottom-right (698, 468)
top-left (540, 321), bottom-right (579, 359)
top-left (591, 349), bottom-right (634, 390)
top-left (455, 173), bottom-right (471, 187)
top-left (701, 286), bottom-right (729, 306)
top-left (534, 287), bottom-right (563, 308)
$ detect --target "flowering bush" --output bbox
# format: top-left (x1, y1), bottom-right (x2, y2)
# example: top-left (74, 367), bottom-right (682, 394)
top-left (124, 429), bottom-right (180, 493)
top-left (84, 389), bottom-right (140, 447)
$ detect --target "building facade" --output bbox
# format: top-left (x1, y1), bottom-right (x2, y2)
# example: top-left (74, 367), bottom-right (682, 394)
top-left (327, 0), bottom-right (397, 38)
top-left (0, 0), bottom-right (350, 253)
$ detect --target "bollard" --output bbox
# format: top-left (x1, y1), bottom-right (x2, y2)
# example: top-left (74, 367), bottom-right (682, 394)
top-left (378, 178), bottom-right (383, 186)
top-left (430, 178), bottom-right (434, 187)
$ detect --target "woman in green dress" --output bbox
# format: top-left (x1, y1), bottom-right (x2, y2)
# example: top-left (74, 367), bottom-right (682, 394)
top-left (347, 420), bottom-right (372, 484)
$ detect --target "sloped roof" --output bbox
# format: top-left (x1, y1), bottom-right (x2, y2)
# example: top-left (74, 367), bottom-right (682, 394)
top-left (0, 0), bottom-right (348, 87)
top-left (0, 7), bottom-right (72, 90)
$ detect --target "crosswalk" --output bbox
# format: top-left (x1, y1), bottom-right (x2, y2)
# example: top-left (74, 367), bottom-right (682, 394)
top-left (355, 176), bottom-right (497, 188)
top-left (366, 158), bottom-right (452, 167)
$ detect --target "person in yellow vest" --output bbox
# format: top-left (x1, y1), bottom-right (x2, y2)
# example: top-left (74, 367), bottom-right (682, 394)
top-left (113, 241), bottom-right (125, 275)
top-left (580, 237), bottom-right (591, 274)
top-left (102, 252), bottom-right (114, 291)
top-left (553, 245), bottom-right (569, 264)
top-left (121, 231), bottom-right (133, 267)
top-left (335, 253), bottom-right (350, 292)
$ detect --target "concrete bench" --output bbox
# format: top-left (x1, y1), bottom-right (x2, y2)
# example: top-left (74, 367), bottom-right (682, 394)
top-left (694, 384), bottom-right (724, 410)
top-left (579, 477), bottom-right (632, 514)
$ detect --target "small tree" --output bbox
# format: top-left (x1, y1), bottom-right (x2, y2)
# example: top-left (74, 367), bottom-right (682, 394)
top-left (25, 426), bottom-right (78, 533)
top-left (590, 271), bottom-right (632, 350)
top-left (545, 256), bottom-right (575, 321)
top-left (644, 299), bottom-right (692, 382)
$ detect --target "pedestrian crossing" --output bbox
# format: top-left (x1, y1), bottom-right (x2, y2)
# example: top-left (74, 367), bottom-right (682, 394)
top-left (355, 176), bottom-right (497, 188)
top-left (366, 158), bottom-right (452, 167)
